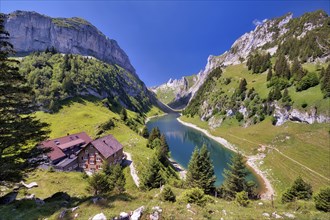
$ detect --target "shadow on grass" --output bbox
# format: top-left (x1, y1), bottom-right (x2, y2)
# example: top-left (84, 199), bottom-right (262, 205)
top-left (0, 190), bottom-right (137, 220)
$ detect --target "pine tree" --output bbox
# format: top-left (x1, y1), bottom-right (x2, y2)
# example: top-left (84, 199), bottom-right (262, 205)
top-left (186, 146), bottom-right (216, 194)
top-left (87, 172), bottom-right (111, 196)
top-left (120, 108), bottom-right (128, 121)
top-left (160, 185), bottom-right (176, 202)
top-left (0, 14), bottom-right (49, 181)
top-left (186, 147), bottom-right (201, 188)
top-left (320, 64), bottom-right (330, 98)
top-left (219, 153), bottom-right (256, 200)
top-left (141, 155), bottom-right (165, 190)
top-left (147, 127), bottom-right (161, 148)
top-left (160, 134), bottom-right (170, 157)
top-left (274, 54), bottom-right (291, 79)
top-left (141, 126), bottom-right (149, 138)
top-left (238, 78), bottom-right (247, 95)
top-left (291, 58), bottom-right (306, 81)
top-left (314, 187), bottom-right (330, 212)
top-left (267, 67), bottom-right (273, 81)
top-left (198, 145), bottom-right (216, 194)
top-left (110, 164), bottom-right (126, 194)
top-left (282, 176), bottom-right (313, 203)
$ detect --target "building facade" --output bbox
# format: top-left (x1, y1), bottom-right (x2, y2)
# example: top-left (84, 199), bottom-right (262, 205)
top-left (40, 132), bottom-right (123, 172)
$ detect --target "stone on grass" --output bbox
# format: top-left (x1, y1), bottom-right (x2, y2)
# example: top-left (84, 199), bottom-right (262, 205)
top-left (74, 213), bottom-right (79, 218)
top-left (272, 212), bottom-right (283, 219)
top-left (258, 202), bottom-right (263, 206)
top-left (92, 212), bottom-right (107, 220)
top-left (149, 211), bottom-right (159, 220)
top-left (25, 194), bottom-right (35, 199)
top-left (186, 203), bottom-right (191, 209)
top-left (59, 210), bottom-right (66, 219)
top-left (131, 206), bottom-right (144, 220)
top-left (119, 212), bottom-right (129, 220)
top-left (20, 181), bottom-right (38, 189)
top-left (262, 213), bottom-right (270, 217)
top-left (284, 213), bottom-right (295, 219)
top-left (71, 206), bottom-right (79, 212)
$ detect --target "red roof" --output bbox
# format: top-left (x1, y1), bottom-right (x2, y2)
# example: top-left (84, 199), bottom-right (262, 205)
top-left (91, 134), bottom-right (123, 159)
top-left (41, 132), bottom-right (92, 161)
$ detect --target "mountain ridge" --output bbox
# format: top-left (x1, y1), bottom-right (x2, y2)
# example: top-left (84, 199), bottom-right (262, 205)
top-left (152, 10), bottom-right (330, 112)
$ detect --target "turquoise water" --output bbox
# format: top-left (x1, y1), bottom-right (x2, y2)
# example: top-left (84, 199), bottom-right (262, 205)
top-left (146, 113), bottom-right (239, 186)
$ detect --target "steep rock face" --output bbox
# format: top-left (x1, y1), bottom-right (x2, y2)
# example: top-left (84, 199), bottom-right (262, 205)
top-left (4, 11), bottom-right (136, 76)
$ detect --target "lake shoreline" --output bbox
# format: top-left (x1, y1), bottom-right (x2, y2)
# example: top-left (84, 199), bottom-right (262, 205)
top-left (177, 117), bottom-right (275, 200)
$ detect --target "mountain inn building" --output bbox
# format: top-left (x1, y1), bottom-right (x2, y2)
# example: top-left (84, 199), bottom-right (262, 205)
top-left (40, 132), bottom-right (124, 173)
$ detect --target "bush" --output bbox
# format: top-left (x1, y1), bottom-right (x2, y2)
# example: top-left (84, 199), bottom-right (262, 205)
top-left (301, 102), bottom-right (308, 108)
top-left (235, 111), bottom-right (244, 122)
top-left (160, 185), bottom-right (176, 202)
top-left (181, 188), bottom-right (207, 206)
top-left (235, 191), bottom-right (250, 207)
top-left (296, 72), bottom-right (319, 92)
top-left (314, 187), bottom-right (330, 212)
top-left (282, 176), bottom-right (313, 203)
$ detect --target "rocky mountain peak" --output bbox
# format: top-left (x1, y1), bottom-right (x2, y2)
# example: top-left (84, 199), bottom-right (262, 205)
top-left (4, 10), bottom-right (137, 77)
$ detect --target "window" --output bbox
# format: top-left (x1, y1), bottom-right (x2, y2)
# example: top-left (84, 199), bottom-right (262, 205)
top-left (96, 157), bottom-right (101, 162)
top-left (83, 156), bottom-right (88, 160)
top-left (85, 149), bottom-right (88, 153)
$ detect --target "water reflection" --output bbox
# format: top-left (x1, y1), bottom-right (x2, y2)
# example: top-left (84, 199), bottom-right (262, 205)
top-left (147, 113), bottom-right (234, 186)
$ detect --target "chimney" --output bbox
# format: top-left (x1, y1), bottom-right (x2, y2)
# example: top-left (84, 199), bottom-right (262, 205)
top-left (103, 140), bottom-right (107, 145)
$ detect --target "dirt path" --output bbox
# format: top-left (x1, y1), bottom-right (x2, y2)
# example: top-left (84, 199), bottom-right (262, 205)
top-left (124, 151), bottom-right (140, 187)
top-left (266, 146), bottom-right (330, 181)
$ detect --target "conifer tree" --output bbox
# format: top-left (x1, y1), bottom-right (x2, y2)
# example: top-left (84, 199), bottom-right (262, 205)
top-left (110, 164), bottom-right (126, 194)
top-left (282, 176), bottom-right (313, 203)
top-left (0, 14), bottom-right (49, 181)
top-left (186, 145), bottom-right (216, 194)
top-left (267, 68), bottom-right (273, 81)
top-left (147, 127), bottom-right (161, 148)
top-left (141, 126), bottom-right (149, 138)
top-left (198, 145), bottom-right (216, 194)
top-left (120, 108), bottom-right (128, 121)
top-left (141, 155), bottom-right (165, 189)
top-left (219, 153), bottom-right (256, 200)
top-left (314, 187), bottom-right (330, 212)
top-left (320, 64), bottom-right (330, 98)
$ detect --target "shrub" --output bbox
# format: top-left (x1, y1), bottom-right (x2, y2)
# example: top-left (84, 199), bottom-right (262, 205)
top-left (235, 191), bottom-right (250, 207)
top-left (160, 185), bottom-right (176, 202)
top-left (235, 111), bottom-right (244, 122)
top-left (181, 188), bottom-right (207, 206)
top-left (282, 176), bottom-right (313, 203)
top-left (314, 187), bottom-right (330, 212)
top-left (301, 102), bottom-right (308, 108)
top-left (296, 72), bottom-right (319, 92)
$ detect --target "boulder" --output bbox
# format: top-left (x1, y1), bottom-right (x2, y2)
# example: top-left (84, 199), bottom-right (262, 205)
top-left (25, 194), bottom-right (35, 199)
top-left (92, 213), bottom-right (107, 220)
top-left (149, 211), bottom-right (159, 220)
top-left (262, 213), bottom-right (270, 217)
top-left (71, 206), bottom-right (79, 212)
top-left (131, 206), bottom-right (144, 220)
top-left (119, 212), bottom-right (129, 220)
top-left (59, 209), bottom-right (66, 219)
top-left (284, 213), bottom-right (295, 219)
top-left (186, 203), bottom-right (191, 209)
top-left (272, 212), bottom-right (283, 219)
top-left (20, 181), bottom-right (38, 189)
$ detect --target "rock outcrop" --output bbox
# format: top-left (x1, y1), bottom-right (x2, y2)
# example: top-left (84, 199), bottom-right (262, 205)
top-left (4, 11), bottom-right (136, 76)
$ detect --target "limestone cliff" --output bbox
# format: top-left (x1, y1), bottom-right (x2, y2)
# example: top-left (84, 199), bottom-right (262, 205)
top-left (4, 10), bottom-right (136, 76)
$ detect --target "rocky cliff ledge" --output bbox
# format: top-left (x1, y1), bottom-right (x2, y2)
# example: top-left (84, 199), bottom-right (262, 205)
top-left (4, 10), bottom-right (136, 76)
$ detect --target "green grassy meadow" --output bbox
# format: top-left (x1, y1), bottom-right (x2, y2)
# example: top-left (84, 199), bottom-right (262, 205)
top-left (0, 96), bottom-right (329, 219)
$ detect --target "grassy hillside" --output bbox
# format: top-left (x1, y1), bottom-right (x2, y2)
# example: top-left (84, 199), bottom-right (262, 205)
top-left (180, 115), bottom-right (330, 195)
top-left (1, 97), bottom-right (329, 219)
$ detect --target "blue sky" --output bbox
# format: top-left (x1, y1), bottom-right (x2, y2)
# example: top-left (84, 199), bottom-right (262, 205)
top-left (1, 1), bottom-right (329, 86)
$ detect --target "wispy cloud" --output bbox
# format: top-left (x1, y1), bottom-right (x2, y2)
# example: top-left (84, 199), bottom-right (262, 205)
top-left (253, 19), bottom-right (263, 26)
